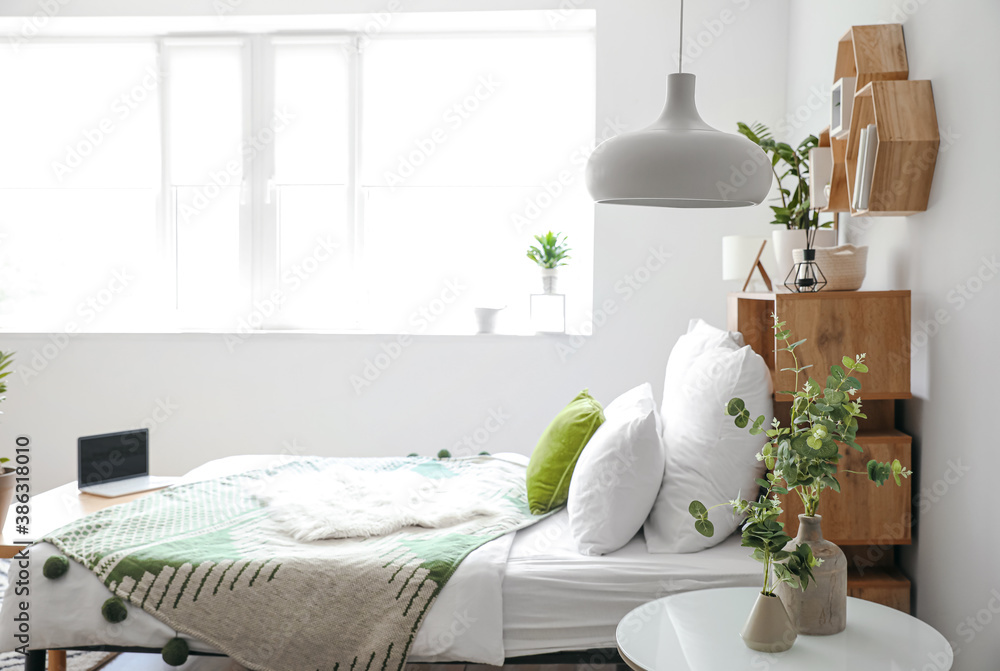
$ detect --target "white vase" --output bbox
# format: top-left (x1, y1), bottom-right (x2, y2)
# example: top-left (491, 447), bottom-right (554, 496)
top-left (772, 228), bottom-right (837, 287)
top-left (540, 268), bottom-right (559, 295)
top-left (474, 307), bottom-right (504, 334)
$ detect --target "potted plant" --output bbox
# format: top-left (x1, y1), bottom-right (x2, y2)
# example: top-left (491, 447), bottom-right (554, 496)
top-left (688, 493), bottom-right (818, 652)
top-left (692, 316), bottom-right (912, 638)
top-left (736, 123), bottom-right (836, 282)
top-left (526, 231), bottom-right (571, 295)
top-left (0, 351), bottom-right (15, 530)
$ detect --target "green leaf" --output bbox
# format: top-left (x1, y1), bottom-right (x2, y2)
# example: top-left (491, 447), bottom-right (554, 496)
top-left (726, 398), bottom-right (746, 416)
top-left (842, 356), bottom-right (855, 369)
top-left (688, 500), bottom-right (708, 518)
top-left (695, 519), bottom-right (715, 537)
top-left (854, 362), bottom-right (869, 373)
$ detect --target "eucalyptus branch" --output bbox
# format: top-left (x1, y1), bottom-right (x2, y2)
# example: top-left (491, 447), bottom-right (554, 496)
top-left (691, 317), bottom-right (914, 594)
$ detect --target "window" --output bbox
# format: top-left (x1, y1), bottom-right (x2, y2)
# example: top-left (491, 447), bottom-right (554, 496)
top-left (0, 15), bottom-right (596, 334)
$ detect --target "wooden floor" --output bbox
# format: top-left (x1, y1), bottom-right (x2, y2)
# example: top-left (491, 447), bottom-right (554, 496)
top-left (101, 655), bottom-right (599, 671)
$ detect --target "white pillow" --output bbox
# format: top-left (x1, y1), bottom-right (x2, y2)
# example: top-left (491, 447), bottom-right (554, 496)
top-left (660, 319), bottom-right (744, 421)
top-left (644, 344), bottom-right (772, 553)
top-left (567, 383), bottom-right (664, 556)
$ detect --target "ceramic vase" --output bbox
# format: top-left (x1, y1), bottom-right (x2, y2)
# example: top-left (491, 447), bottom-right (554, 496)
top-left (772, 228), bottom-right (837, 286)
top-left (776, 514), bottom-right (847, 635)
top-left (474, 307), bottom-right (504, 334)
top-left (741, 592), bottom-right (797, 652)
top-left (541, 268), bottom-right (559, 294)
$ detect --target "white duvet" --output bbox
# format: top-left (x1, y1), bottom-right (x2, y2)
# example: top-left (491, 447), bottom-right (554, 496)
top-left (0, 455), bottom-right (522, 665)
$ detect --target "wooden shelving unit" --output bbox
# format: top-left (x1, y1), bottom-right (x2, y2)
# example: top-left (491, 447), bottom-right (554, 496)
top-left (816, 24), bottom-right (939, 218)
top-left (847, 566), bottom-right (911, 613)
top-left (845, 80), bottom-right (940, 216)
top-left (836, 25), bottom-right (909, 91)
top-left (728, 290), bottom-right (914, 613)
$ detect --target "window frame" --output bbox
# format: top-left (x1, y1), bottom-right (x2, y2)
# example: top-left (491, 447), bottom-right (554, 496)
top-left (1, 22), bottom-right (596, 334)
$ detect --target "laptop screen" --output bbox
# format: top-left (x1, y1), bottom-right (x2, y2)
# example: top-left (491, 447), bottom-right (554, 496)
top-left (78, 429), bottom-right (149, 487)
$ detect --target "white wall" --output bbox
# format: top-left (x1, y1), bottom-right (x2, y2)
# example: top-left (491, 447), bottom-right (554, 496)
top-left (785, 1), bottom-right (1000, 669)
top-left (0, 0), bottom-right (790, 490)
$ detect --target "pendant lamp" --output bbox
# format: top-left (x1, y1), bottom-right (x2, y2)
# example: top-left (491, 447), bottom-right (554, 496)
top-left (585, 0), bottom-right (772, 208)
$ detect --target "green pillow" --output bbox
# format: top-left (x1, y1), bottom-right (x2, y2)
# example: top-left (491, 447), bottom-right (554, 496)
top-left (526, 390), bottom-right (605, 514)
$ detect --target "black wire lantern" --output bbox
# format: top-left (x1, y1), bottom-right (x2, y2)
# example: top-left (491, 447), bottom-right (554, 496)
top-left (784, 227), bottom-right (827, 293)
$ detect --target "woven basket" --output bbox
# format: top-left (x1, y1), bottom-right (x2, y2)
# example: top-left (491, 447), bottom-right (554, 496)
top-left (793, 244), bottom-right (868, 291)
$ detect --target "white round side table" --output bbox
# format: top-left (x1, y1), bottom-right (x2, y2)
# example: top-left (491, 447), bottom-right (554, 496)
top-left (616, 587), bottom-right (953, 671)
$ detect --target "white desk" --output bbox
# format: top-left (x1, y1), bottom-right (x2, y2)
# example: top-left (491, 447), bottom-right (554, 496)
top-left (617, 587), bottom-right (953, 671)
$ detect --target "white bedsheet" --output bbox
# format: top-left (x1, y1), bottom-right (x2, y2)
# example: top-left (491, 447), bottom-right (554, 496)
top-left (502, 509), bottom-right (759, 657)
top-left (0, 455), bottom-right (762, 664)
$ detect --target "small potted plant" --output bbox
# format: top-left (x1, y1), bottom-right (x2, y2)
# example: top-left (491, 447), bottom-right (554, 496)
top-left (688, 495), bottom-right (818, 652)
top-left (692, 315), bottom-right (912, 641)
top-left (526, 231), bottom-right (571, 294)
top-left (736, 122), bottom-right (836, 281)
top-left (0, 351), bottom-right (15, 530)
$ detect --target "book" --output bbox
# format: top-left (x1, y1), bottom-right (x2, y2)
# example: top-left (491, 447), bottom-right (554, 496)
top-left (859, 123), bottom-right (879, 210)
top-left (852, 126), bottom-right (868, 210)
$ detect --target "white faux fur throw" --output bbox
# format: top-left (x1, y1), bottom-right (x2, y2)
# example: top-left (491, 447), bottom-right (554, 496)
top-left (259, 461), bottom-right (513, 541)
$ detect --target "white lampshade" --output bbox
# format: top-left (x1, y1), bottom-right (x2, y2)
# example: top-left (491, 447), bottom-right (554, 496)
top-left (722, 235), bottom-right (766, 280)
top-left (586, 74), bottom-right (772, 208)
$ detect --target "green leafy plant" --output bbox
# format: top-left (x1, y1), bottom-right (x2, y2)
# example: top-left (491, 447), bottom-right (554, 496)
top-left (737, 122), bottom-right (832, 233)
top-left (690, 495), bottom-right (819, 596)
top-left (525, 231), bottom-right (571, 269)
top-left (733, 316), bottom-right (913, 517)
top-left (689, 316), bottom-right (913, 596)
top-left (0, 351), bottom-right (13, 469)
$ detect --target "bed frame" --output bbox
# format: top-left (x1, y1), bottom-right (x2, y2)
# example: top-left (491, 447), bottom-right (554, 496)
top-left (24, 646), bottom-right (627, 670)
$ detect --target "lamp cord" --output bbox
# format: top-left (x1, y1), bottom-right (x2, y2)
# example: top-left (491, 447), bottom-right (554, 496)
top-left (678, 0), bottom-right (684, 73)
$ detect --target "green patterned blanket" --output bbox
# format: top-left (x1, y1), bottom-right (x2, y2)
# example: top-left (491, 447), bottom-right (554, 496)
top-left (44, 456), bottom-right (540, 671)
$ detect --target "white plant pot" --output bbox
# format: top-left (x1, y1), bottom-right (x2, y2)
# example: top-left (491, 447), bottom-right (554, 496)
top-left (772, 228), bottom-right (837, 287)
top-left (540, 268), bottom-right (559, 295)
top-left (474, 307), bottom-right (505, 334)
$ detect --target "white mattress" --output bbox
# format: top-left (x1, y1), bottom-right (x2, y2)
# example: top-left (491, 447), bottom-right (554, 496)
top-left (1, 455), bottom-right (761, 664)
top-left (502, 510), bottom-right (759, 657)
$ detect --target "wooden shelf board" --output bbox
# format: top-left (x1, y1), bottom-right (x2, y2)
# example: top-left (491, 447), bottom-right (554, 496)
top-left (851, 208), bottom-right (922, 217)
top-left (854, 428), bottom-right (912, 443)
top-left (848, 565), bottom-right (911, 613)
top-left (848, 565), bottom-right (911, 587)
top-left (729, 290), bottom-right (911, 301)
top-left (834, 537), bottom-right (913, 547)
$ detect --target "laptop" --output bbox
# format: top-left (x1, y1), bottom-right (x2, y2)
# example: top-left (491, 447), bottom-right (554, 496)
top-left (78, 428), bottom-right (178, 498)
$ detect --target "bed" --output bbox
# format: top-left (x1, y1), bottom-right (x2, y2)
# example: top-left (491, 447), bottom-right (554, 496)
top-left (0, 455), bottom-right (760, 668)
